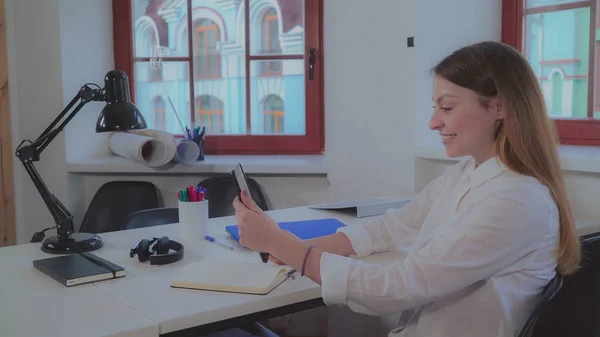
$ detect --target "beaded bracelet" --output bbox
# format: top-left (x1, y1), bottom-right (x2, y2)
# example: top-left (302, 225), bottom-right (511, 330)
top-left (301, 245), bottom-right (316, 277)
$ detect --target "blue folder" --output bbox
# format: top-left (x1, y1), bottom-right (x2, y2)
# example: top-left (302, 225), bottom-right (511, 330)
top-left (225, 218), bottom-right (347, 242)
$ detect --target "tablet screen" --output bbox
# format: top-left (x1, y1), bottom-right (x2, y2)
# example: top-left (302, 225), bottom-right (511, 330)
top-left (232, 163), bottom-right (250, 198)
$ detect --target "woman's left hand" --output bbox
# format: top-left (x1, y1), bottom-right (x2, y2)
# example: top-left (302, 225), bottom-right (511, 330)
top-left (232, 190), bottom-right (285, 253)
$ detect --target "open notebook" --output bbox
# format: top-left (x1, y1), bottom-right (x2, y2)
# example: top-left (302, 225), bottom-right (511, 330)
top-left (170, 258), bottom-right (293, 295)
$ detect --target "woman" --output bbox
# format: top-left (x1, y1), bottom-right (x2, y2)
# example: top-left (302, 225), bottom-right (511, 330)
top-left (231, 41), bottom-right (581, 337)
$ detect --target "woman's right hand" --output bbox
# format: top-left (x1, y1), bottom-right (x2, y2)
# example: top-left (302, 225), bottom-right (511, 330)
top-left (268, 230), bottom-right (304, 265)
top-left (269, 233), bottom-right (355, 265)
top-left (269, 238), bottom-right (318, 265)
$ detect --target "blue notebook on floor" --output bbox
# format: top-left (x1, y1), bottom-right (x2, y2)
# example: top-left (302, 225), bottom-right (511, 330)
top-left (225, 218), bottom-right (347, 242)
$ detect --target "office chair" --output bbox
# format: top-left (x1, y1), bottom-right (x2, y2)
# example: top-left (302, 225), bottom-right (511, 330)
top-left (525, 232), bottom-right (600, 337)
top-left (197, 175), bottom-right (270, 218)
top-left (517, 274), bottom-right (563, 337)
top-left (79, 181), bottom-right (160, 234)
top-left (121, 207), bottom-right (179, 230)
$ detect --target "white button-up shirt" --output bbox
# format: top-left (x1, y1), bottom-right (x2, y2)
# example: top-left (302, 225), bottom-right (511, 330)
top-left (320, 156), bottom-right (559, 337)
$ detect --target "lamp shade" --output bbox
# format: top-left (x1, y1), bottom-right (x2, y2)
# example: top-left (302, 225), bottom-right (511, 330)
top-left (96, 70), bottom-right (147, 133)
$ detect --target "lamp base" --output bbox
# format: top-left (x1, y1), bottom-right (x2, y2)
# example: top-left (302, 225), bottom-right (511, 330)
top-left (41, 232), bottom-right (103, 254)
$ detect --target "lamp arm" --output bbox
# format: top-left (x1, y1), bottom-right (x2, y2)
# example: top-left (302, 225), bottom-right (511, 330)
top-left (36, 85), bottom-right (106, 155)
top-left (20, 161), bottom-right (75, 238)
top-left (15, 84), bottom-right (105, 240)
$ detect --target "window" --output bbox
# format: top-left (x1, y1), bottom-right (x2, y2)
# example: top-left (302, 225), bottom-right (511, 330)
top-left (194, 19), bottom-right (221, 79)
top-left (113, 0), bottom-right (324, 154)
top-left (502, 0), bottom-right (600, 145)
top-left (261, 8), bottom-right (282, 76)
top-left (137, 19), bottom-right (163, 81)
top-left (153, 96), bottom-right (166, 130)
top-left (263, 94), bottom-right (284, 133)
top-left (197, 95), bottom-right (224, 134)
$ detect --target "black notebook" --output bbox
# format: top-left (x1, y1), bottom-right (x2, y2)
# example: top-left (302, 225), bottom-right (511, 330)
top-left (33, 252), bottom-right (126, 287)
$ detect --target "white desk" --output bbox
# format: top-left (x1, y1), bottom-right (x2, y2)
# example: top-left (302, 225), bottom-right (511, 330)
top-left (3, 205), bottom-right (599, 337)
top-left (90, 206), bottom-right (374, 336)
top-left (0, 241), bottom-right (159, 337)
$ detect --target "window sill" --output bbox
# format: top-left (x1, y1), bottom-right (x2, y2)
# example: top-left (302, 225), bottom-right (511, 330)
top-left (67, 155), bottom-right (327, 175)
top-left (415, 145), bottom-right (600, 174)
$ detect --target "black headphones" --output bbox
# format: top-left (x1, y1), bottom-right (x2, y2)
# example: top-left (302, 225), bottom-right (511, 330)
top-left (130, 236), bottom-right (184, 265)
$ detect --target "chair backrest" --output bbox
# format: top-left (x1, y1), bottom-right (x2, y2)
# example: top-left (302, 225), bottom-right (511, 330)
top-left (79, 181), bottom-right (160, 234)
top-left (518, 274), bottom-right (563, 337)
top-left (530, 233), bottom-right (600, 337)
top-left (121, 207), bottom-right (179, 230)
top-left (197, 175), bottom-right (269, 218)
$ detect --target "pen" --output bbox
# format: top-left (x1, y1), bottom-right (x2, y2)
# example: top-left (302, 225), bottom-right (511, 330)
top-left (185, 126), bottom-right (193, 140)
top-left (187, 185), bottom-right (196, 202)
top-left (204, 235), bottom-right (234, 250)
top-left (199, 125), bottom-right (205, 141)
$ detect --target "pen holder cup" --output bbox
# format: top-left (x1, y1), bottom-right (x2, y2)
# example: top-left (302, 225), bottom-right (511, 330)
top-left (173, 139), bottom-right (200, 164)
top-left (197, 141), bottom-right (205, 161)
top-left (178, 199), bottom-right (209, 239)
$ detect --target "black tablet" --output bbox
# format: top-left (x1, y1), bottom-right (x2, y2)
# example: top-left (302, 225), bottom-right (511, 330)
top-left (231, 163), bottom-right (250, 200)
top-left (231, 163), bottom-right (269, 263)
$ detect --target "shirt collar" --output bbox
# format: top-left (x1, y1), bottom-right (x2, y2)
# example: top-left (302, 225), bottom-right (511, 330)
top-left (471, 156), bottom-right (508, 188)
top-left (460, 156), bottom-right (508, 188)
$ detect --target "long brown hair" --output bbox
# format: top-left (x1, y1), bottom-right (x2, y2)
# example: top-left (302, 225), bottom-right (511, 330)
top-left (432, 41), bottom-right (580, 275)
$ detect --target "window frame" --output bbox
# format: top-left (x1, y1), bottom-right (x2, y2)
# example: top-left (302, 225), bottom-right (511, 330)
top-left (112, 0), bottom-right (325, 155)
top-left (502, 0), bottom-right (600, 146)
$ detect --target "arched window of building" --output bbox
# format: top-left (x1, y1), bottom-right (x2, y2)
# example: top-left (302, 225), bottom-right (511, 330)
top-left (196, 95), bottom-right (224, 133)
top-left (141, 28), bottom-right (162, 81)
top-left (263, 95), bottom-right (284, 133)
top-left (194, 19), bottom-right (221, 79)
top-left (261, 8), bottom-right (282, 76)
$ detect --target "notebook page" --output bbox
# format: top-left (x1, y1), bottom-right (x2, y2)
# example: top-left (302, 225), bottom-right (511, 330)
top-left (171, 259), bottom-right (288, 292)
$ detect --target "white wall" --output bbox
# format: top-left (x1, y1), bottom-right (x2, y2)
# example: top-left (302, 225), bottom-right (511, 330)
top-left (415, 0), bottom-right (502, 150)
top-left (58, 0), bottom-right (115, 234)
top-left (6, 0), bottom-right (115, 243)
top-left (6, 0), bottom-right (68, 244)
top-left (325, 0), bottom-right (416, 203)
top-left (60, 0), bottom-right (114, 162)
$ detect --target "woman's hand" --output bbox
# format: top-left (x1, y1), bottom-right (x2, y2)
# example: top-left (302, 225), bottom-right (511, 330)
top-left (232, 190), bottom-right (285, 253)
top-left (269, 255), bottom-right (285, 265)
top-left (267, 231), bottom-right (302, 265)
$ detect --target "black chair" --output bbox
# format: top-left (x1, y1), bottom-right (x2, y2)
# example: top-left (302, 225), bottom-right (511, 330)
top-left (79, 181), bottom-right (160, 234)
top-left (518, 274), bottom-right (563, 337)
top-left (197, 175), bottom-right (269, 218)
top-left (527, 233), bottom-right (600, 337)
top-left (121, 207), bottom-right (179, 230)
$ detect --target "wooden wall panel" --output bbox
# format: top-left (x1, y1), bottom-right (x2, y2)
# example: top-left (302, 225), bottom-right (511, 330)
top-left (0, 0), bottom-right (17, 247)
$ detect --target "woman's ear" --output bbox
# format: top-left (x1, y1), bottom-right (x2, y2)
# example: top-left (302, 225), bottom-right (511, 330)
top-left (487, 96), bottom-right (504, 120)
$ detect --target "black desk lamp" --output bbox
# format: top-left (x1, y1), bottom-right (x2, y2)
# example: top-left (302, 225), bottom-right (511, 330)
top-left (15, 70), bottom-right (147, 254)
